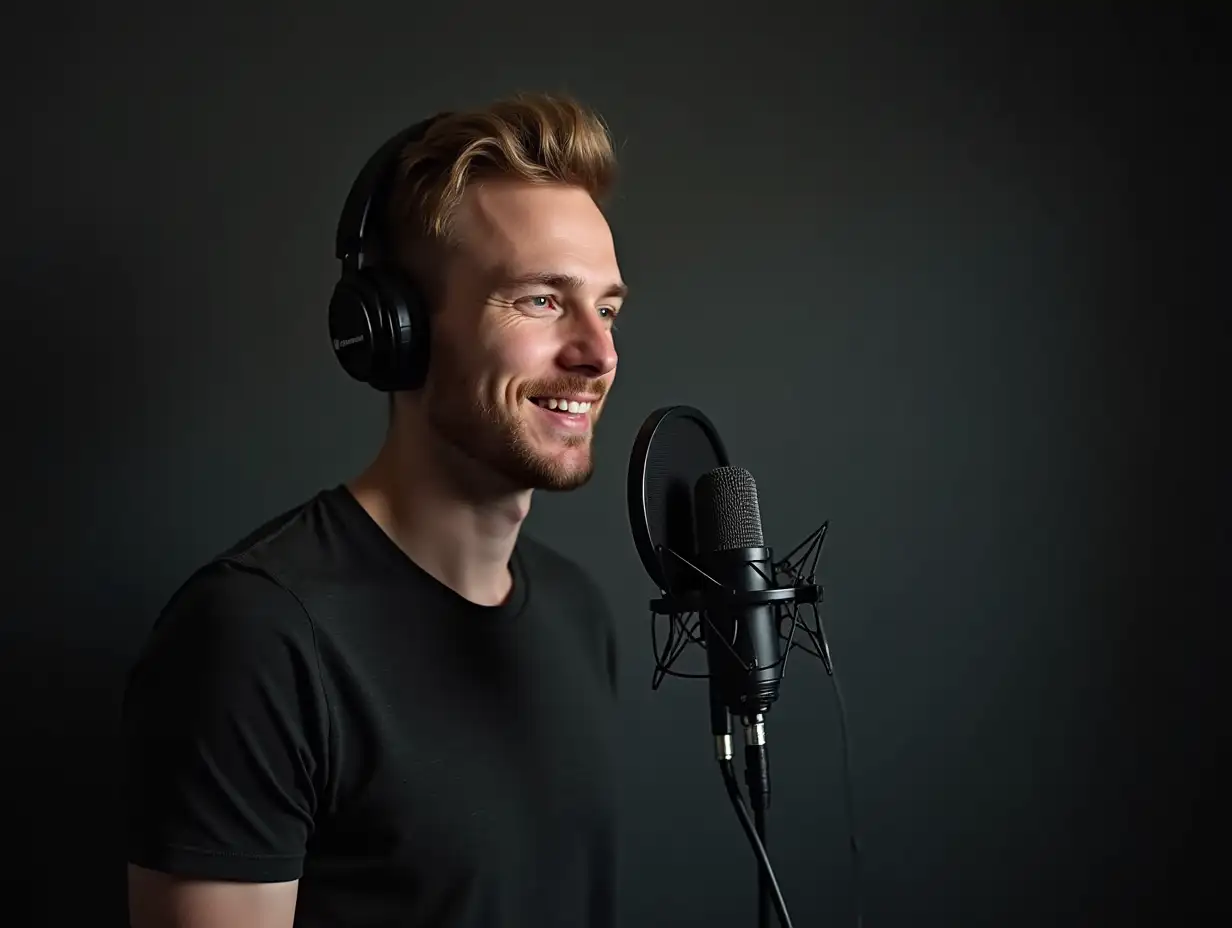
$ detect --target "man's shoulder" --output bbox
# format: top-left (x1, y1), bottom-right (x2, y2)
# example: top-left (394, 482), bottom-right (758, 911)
top-left (146, 558), bottom-right (312, 665)
top-left (213, 486), bottom-right (340, 577)
top-left (144, 487), bottom-right (351, 652)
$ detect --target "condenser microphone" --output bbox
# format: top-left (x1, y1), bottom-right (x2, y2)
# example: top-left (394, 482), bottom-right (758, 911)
top-left (628, 406), bottom-right (839, 928)
top-left (693, 465), bottom-right (784, 720)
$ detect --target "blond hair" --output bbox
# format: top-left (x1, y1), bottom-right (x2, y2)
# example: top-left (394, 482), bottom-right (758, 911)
top-left (386, 92), bottom-right (617, 284)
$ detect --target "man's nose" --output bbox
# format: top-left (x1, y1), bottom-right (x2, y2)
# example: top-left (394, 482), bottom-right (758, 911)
top-left (559, 309), bottom-right (618, 377)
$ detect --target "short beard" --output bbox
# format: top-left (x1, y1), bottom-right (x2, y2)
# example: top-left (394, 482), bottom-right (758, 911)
top-left (426, 379), bottom-right (601, 493)
top-left (473, 396), bottom-right (596, 492)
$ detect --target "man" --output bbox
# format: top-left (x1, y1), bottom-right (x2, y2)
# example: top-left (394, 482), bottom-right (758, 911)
top-left (122, 92), bottom-right (627, 928)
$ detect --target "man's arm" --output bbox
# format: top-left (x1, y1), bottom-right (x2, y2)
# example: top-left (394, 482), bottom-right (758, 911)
top-left (121, 560), bottom-right (329, 927)
top-left (127, 866), bottom-right (299, 928)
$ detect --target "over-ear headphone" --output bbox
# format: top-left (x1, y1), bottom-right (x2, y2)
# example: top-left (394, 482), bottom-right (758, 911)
top-left (327, 114), bottom-right (448, 392)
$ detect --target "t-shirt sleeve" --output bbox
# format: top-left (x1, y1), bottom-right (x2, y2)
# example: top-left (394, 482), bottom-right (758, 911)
top-left (121, 558), bottom-right (330, 882)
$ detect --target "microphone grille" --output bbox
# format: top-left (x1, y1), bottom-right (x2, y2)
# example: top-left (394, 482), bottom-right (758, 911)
top-left (694, 465), bottom-right (766, 552)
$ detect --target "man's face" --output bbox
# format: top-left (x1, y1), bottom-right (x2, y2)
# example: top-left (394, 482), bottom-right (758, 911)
top-left (420, 180), bottom-right (625, 492)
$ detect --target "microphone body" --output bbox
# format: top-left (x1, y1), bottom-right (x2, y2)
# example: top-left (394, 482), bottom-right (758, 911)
top-left (693, 467), bottom-right (784, 721)
top-left (697, 545), bottom-right (783, 719)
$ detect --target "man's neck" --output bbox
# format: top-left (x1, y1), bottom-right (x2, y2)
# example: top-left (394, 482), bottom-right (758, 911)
top-left (347, 415), bottom-right (532, 608)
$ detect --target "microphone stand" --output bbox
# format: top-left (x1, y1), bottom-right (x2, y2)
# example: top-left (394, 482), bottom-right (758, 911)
top-left (652, 533), bottom-right (833, 928)
top-left (743, 713), bottom-right (772, 928)
top-left (711, 682), bottom-right (783, 928)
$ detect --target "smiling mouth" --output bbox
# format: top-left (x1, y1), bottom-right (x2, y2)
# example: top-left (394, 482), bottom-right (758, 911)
top-left (531, 397), bottom-right (593, 415)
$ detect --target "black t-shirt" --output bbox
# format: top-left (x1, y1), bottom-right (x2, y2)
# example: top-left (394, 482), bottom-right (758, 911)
top-left (121, 484), bottom-right (620, 928)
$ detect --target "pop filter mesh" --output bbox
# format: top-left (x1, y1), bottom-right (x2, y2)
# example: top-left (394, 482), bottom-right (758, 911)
top-left (631, 407), bottom-right (730, 592)
top-left (694, 465), bottom-right (765, 552)
top-left (643, 422), bottom-right (711, 563)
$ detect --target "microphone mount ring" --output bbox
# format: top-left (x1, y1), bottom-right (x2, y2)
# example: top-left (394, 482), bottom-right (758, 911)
top-left (650, 583), bottom-right (820, 615)
top-left (645, 520), bottom-right (833, 688)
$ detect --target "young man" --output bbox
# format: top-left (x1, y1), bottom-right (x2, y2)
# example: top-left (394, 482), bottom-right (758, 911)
top-left (122, 92), bottom-right (627, 928)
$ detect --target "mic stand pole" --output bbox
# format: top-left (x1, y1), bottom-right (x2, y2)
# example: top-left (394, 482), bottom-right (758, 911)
top-left (743, 713), bottom-right (773, 928)
top-left (712, 678), bottom-right (779, 928)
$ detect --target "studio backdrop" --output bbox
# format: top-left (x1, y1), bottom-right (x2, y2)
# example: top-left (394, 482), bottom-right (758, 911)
top-left (2, 4), bottom-right (1220, 927)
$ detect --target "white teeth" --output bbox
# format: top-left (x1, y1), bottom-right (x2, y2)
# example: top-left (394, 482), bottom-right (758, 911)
top-left (535, 398), bottom-right (592, 413)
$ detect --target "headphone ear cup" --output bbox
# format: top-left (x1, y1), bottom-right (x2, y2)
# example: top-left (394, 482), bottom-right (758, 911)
top-left (329, 269), bottom-right (380, 386)
top-left (329, 266), bottom-right (429, 392)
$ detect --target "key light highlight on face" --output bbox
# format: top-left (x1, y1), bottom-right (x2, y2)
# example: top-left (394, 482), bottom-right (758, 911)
top-left (421, 180), bottom-right (626, 492)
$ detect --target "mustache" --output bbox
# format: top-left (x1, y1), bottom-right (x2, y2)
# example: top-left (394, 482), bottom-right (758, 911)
top-left (520, 377), bottom-right (609, 401)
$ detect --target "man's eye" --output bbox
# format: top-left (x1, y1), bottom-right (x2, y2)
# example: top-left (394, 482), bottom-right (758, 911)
top-left (524, 295), bottom-right (558, 310)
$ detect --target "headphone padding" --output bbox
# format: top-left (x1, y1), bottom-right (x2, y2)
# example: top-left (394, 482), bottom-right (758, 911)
top-left (329, 266), bottom-right (429, 392)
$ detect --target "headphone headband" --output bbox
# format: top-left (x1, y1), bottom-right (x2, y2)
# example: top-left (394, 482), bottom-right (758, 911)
top-left (334, 112), bottom-right (450, 272)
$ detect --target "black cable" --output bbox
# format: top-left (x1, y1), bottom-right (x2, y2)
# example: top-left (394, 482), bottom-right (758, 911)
top-left (744, 741), bottom-right (774, 928)
top-left (826, 663), bottom-right (864, 928)
top-left (719, 758), bottom-right (794, 928)
top-left (783, 556), bottom-right (863, 928)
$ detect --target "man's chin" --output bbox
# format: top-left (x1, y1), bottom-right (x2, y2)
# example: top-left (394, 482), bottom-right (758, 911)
top-left (519, 447), bottom-right (596, 492)
top-left (534, 466), bottom-right (595, 493)
top-left (431, 405), bottom-right (597, 493)
top-left (490, 428), bottom-right (589, 490)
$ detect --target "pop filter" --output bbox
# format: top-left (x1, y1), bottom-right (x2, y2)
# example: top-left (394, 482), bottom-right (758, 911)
top-left (627, 405), bottom-right (730, 595)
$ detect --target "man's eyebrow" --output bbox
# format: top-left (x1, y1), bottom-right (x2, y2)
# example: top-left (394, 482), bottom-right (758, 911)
top-left (501, 271), bottom-right (628, 300)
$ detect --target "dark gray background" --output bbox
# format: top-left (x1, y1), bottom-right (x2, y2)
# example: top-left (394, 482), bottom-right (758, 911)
top-left (3, 3), bottom-right (1224, 926)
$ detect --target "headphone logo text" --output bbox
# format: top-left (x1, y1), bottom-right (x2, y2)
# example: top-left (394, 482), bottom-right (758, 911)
top-left (333, 335), bottom-right (364, 350)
